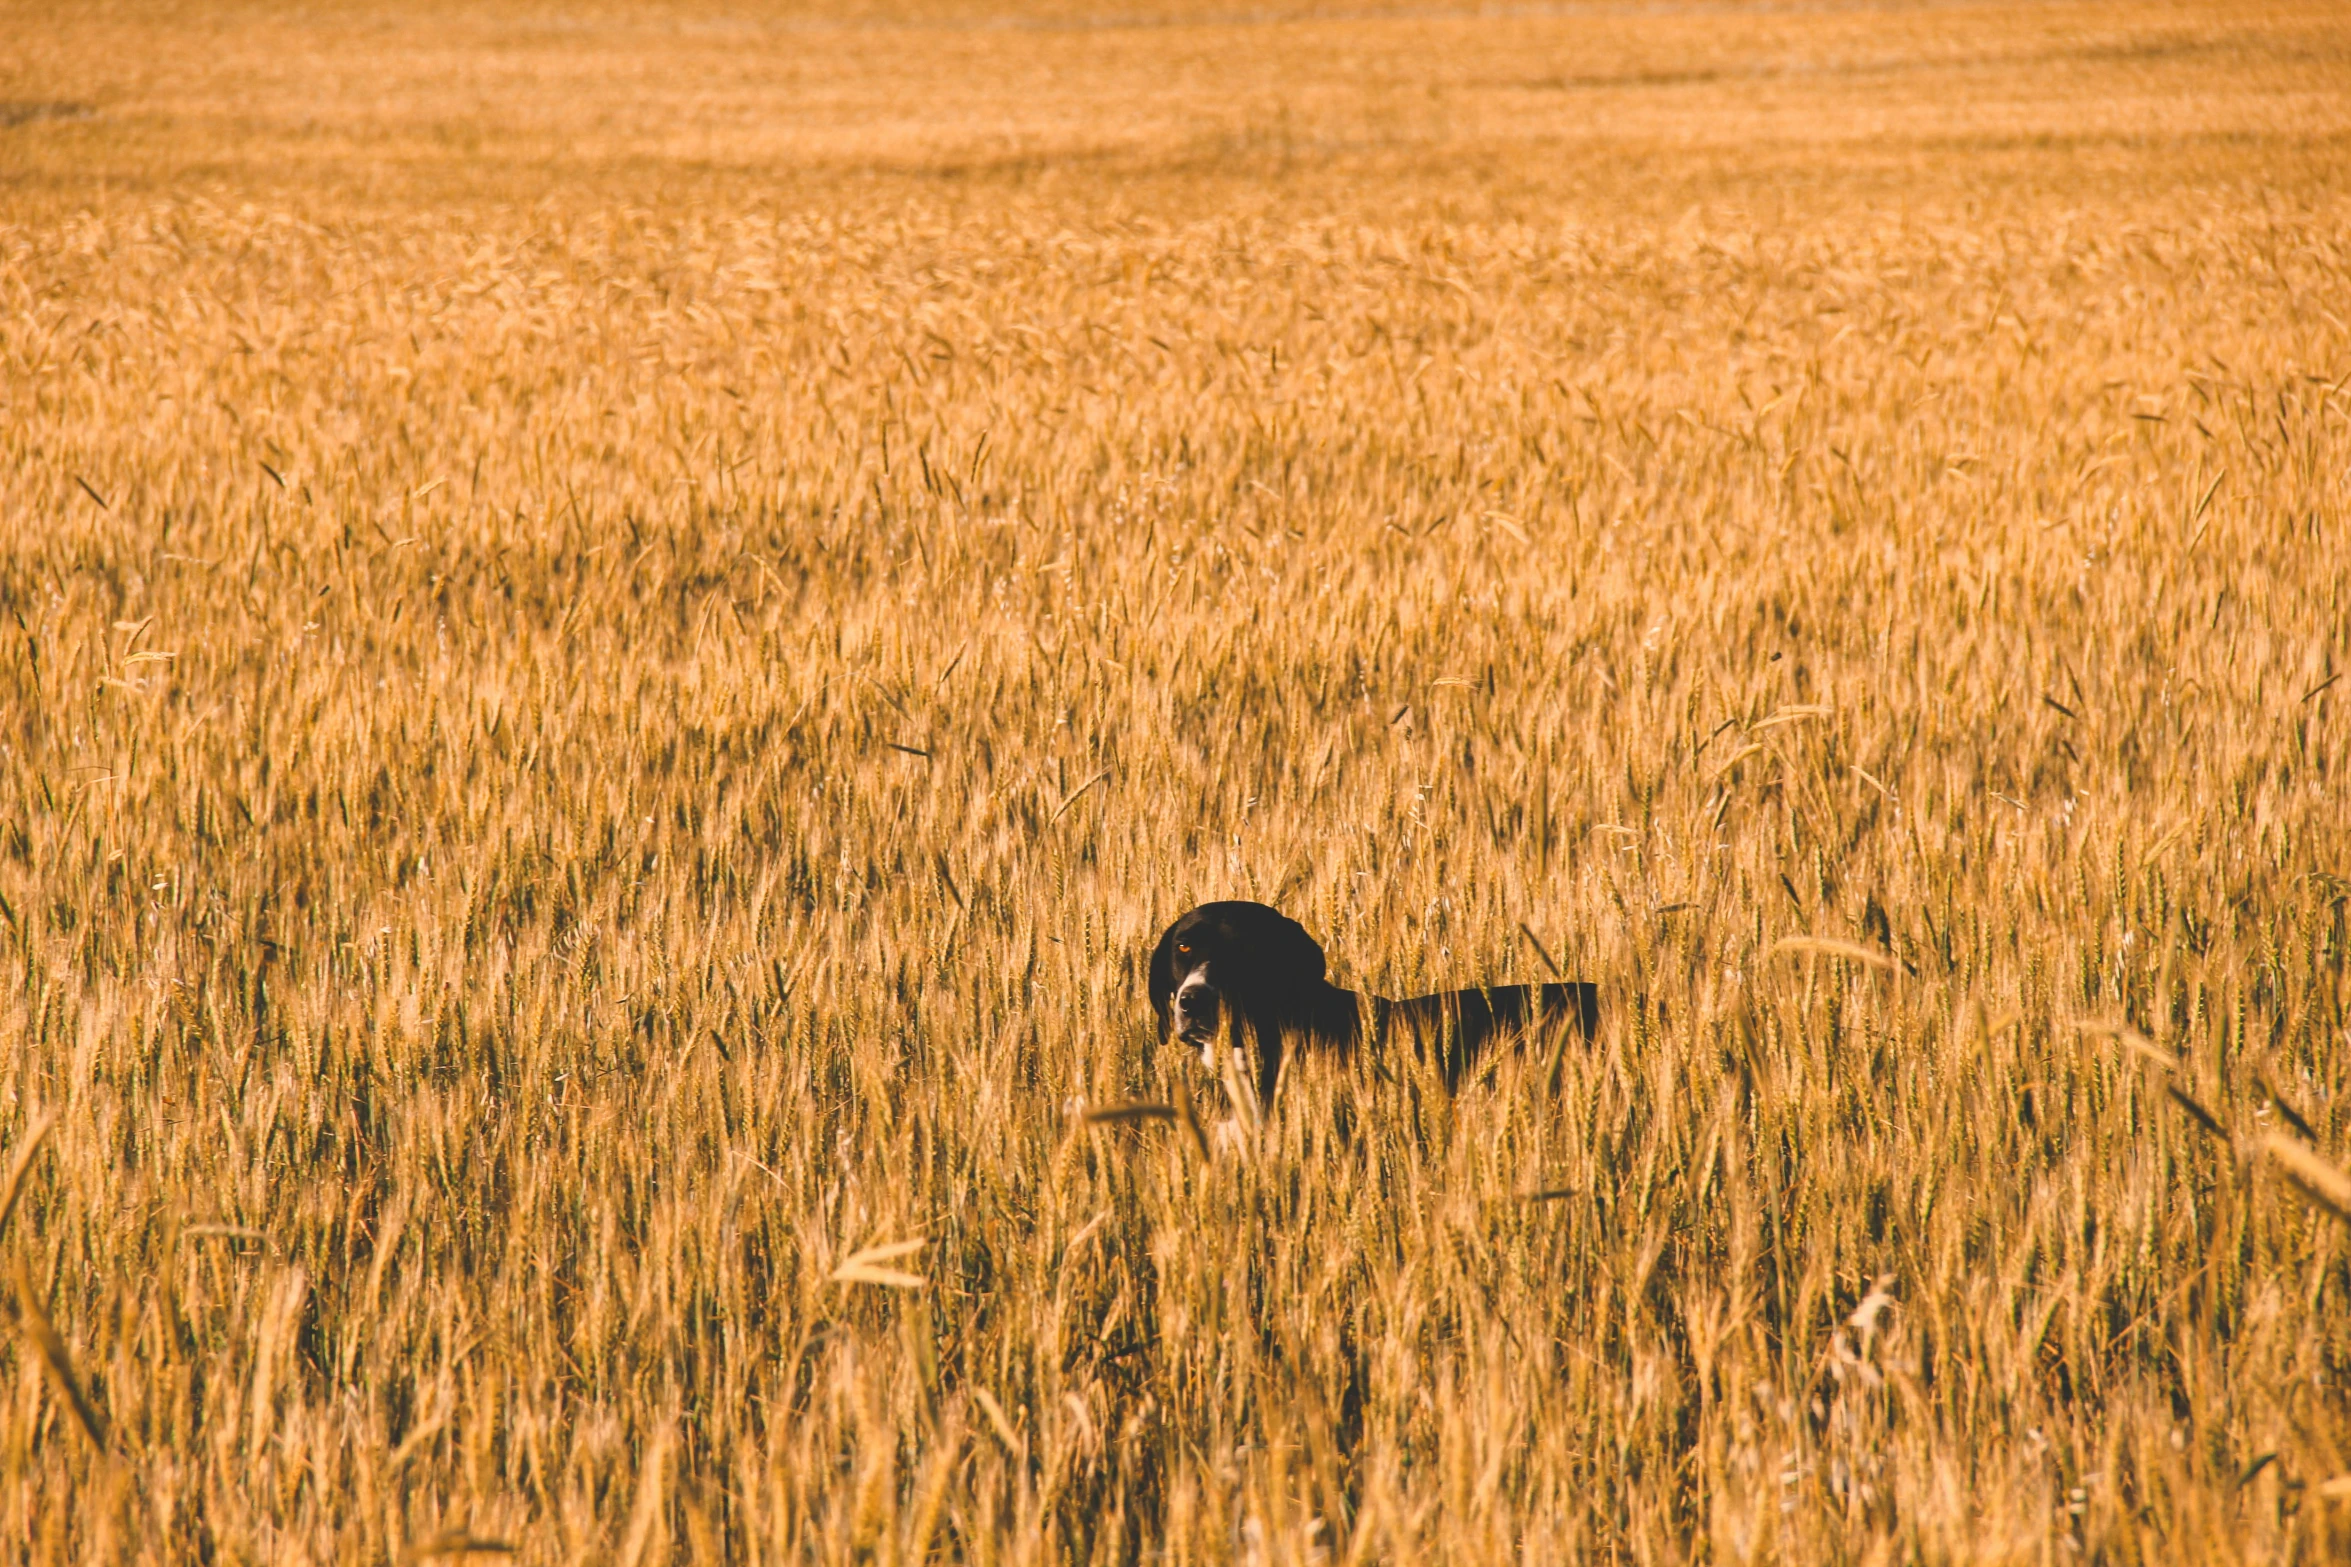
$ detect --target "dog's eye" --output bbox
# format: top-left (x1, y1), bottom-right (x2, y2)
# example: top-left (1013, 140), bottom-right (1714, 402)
top-left (1175, 940), bottom-right (1192, 956)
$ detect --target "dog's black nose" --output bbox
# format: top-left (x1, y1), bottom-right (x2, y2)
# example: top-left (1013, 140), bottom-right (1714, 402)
top-left (1174, 976), bottom-right (1219, 1032)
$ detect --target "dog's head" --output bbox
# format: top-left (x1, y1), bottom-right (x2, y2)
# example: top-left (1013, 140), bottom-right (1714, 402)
top-left (1148, 901), bottom-right (1329, 1062)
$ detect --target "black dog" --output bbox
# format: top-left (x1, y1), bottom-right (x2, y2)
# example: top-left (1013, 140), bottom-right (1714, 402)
top-left (1148, 900), bottom-right (1600, 1104)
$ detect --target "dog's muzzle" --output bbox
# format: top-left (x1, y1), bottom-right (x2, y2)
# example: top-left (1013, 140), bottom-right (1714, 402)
top-left (1173, 972), bottom-right (1221, 1044)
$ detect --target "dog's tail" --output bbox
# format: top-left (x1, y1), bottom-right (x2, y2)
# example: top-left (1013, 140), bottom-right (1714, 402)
top-left (1381, 982), bottom-right (1600, 1088)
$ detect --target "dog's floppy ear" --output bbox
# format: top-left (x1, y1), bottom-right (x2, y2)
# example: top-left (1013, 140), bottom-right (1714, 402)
top-left (1257, 907), bottom-right (1327, 991)
top-left (1147, 919), bottom-right (1182, 1035)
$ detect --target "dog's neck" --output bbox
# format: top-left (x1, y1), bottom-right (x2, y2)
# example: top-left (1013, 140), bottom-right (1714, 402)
top-left (1295, 982), bottom-right (1372, 1046)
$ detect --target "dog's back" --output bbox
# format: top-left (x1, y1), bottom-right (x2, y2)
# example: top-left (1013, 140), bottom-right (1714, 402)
top-left (1374, 982), bottom-right (1601, 1088)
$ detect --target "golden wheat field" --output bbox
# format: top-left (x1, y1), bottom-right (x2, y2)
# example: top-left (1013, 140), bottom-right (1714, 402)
top-left (4, 0), bottom-right (2351, 1559)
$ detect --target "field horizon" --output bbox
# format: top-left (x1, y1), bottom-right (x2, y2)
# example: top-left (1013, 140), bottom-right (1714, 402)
top-left (4, 0), bottom-right (2350, 1560)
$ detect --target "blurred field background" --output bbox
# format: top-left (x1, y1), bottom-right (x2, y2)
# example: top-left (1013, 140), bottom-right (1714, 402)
top-left (4, 0), bottom-right (2350, 1559)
